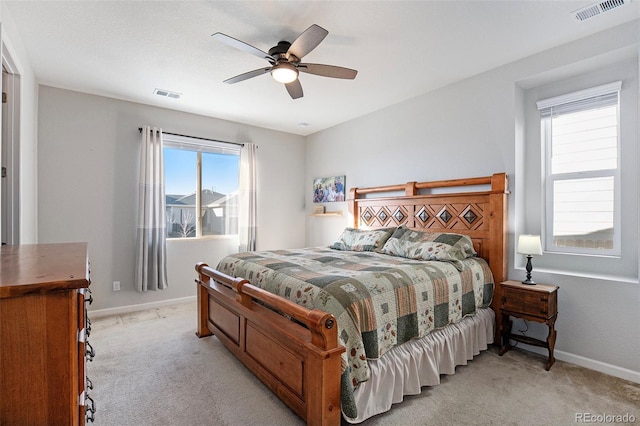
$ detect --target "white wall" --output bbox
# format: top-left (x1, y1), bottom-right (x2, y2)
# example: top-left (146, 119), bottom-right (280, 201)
top-left (305, 68), bottom-right (515, 245)
top-left (37, 86), bottom-right (306, 311)
top-left (1, 4), bottom-right (39, 244)
top-left (306, 21), bottom-right (640, 381)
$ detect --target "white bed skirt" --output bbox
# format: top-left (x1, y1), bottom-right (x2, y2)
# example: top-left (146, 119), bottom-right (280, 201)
top-left (345, 308), bottom-right (495, 423)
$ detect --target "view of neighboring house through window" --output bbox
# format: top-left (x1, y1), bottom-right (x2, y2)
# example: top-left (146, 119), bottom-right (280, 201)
top-left (537, 81), bottom-right (621, 256)
top-left (163, 134), bottom-right (240, 239)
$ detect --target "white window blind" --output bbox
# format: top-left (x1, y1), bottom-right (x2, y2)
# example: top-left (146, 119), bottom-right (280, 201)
top-left (537, 81), bottom-right (621, 255)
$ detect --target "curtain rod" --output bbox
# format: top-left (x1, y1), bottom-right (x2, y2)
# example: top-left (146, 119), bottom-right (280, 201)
top-left (138, 127), bottom-right (244, 147)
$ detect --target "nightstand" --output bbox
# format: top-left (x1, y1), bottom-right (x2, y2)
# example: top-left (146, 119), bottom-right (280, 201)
top-left (498, 280), bottom-right (558, 370)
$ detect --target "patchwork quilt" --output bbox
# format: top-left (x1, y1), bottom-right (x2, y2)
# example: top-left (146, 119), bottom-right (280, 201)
top-left (216, 247), bottom-right (494, 418)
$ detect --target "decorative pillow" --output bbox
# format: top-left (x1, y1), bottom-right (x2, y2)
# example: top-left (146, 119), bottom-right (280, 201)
top-left (379, 227), bottom-right (476, 261)
top-left (330, 227), bottom-right (395, 252)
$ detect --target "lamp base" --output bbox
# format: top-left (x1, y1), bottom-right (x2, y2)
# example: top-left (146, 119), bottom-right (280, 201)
top-left (522, 255), bottom-right (536, 285)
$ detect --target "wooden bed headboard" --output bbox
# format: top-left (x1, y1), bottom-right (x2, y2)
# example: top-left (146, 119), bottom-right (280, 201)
top-left (348, 172), bottom-right (509, 342)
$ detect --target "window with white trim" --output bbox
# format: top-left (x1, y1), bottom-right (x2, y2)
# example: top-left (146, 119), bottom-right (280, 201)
top-left (163, 134), bottom-right (240, 239)
top-left (537, 81), bottom-right (621, 256)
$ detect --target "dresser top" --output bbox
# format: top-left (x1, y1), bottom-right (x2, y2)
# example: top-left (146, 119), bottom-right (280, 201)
top-left (0, 243), bottom-right (89, 298)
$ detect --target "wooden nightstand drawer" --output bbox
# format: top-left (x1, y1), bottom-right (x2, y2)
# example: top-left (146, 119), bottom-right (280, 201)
top-left (502, 286), bottom-right (557, 319)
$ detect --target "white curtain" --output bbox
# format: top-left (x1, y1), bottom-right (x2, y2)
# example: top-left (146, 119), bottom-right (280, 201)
top-left (238, 143), bottom-right (257, 252)
top-left (135, 126), bottom-right (168, 291)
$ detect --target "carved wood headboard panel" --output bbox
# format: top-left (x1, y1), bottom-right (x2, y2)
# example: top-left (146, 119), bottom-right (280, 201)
top-left (348, 172), bottom-right (509, 289)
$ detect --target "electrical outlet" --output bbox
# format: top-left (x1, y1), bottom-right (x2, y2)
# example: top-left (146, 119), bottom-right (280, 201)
top-left (112, 281), bottom-right (121, 291)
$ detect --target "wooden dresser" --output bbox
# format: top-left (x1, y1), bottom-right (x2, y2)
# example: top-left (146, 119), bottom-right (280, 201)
top-left (0, 243), bottom-right (95, 425)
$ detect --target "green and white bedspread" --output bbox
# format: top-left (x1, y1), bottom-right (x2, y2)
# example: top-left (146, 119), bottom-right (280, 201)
top-left (216, 247), bottom-right (494, 417)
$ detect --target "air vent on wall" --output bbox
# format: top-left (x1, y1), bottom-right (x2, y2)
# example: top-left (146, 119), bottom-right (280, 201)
top-left (153, 88), bottom-right (181, 99)
top-left (572, 0), bottom-right (627, 21)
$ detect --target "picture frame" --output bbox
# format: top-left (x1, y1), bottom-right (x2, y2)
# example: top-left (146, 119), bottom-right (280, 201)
top-left (313, 175), bottom-right (345, 203)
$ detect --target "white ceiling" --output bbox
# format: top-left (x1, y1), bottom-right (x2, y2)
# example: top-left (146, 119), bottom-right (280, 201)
top-left (4, 1), bottom-right (639, 136)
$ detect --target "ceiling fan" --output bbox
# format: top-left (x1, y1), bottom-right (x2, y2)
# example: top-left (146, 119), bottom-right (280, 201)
top-left (212, 24), bottom-right (358, 99)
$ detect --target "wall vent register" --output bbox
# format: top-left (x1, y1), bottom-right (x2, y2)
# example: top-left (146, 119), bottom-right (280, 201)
top-left (572, 0), bottom-right (627, 21)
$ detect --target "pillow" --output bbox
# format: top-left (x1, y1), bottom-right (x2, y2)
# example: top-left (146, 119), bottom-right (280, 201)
top-left (379, 227), bottom-right (476, 261)
top-left (330, 227), bottom-right (395, 252)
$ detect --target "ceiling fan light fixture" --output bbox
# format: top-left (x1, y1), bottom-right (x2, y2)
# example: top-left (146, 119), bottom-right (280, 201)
top-left (271, 63), bottom-right (298, 84)
top-left (213, 24), bottom-right (357, 99)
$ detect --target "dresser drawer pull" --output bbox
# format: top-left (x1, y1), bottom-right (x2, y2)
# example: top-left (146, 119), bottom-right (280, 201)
top-left (85, 288), bottom-right (93, 305)
top-left (85, 394), bottom-right (96, 422)
top-left (86, 377), bottom-right (93, 390)
top-left (86, 315), bottom-right (92, 337)
top-left (86, 341), bottom-right (95, 361)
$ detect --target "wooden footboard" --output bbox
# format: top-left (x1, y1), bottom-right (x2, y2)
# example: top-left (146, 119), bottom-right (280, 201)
top-left (195, 263), bottom-right (345, 426)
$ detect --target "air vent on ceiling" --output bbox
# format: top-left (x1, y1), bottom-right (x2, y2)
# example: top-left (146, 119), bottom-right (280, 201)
top-left (572, 0), bottom-right (627, 21)
top-left (153, 88), bottom-right (181, 99)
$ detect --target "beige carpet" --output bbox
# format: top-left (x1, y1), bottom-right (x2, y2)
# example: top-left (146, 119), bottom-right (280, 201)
top-left (89, 302), bottom-right (639, 426)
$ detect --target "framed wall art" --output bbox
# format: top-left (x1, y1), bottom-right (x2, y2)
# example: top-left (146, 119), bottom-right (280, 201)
top-left (313, 175), bottom-right (345, 203)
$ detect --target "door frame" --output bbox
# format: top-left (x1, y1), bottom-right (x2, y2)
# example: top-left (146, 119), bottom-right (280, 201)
top-left (1, 41), bottom-right (21, 246)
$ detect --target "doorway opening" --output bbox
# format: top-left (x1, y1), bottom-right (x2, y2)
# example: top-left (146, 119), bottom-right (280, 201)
top-left (1, 46), bottom-right (21, 246)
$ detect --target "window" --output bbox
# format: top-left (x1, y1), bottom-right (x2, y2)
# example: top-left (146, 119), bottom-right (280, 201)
top-left (537, 81), bottom-right (621, 255)
top-left (163, 134), bottom-right (240, 239)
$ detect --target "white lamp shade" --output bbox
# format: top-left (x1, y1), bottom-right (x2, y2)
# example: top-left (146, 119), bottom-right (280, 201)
top-left (271, 63), bottom-right (298, 84)
top-left (517, 234), bottom-right (542, 255)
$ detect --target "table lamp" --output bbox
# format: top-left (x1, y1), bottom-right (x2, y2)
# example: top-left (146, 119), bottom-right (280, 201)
top-left (517, 234), bottom-right (542, 285)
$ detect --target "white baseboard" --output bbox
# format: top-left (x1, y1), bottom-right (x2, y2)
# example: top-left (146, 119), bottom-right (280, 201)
top-left (555, 349), bottom-right (640, 384)
top-left (88, 296), bottom-right (196, 319)
top-left (522, 345), bottom-right (640, 384)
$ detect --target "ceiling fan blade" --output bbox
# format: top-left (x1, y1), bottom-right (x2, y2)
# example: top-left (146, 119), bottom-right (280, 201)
top-left (298, 63), bottom-right (358, 79)
top-left (287, 24), bottom-right (328, 59)
top-left (285, 79), bottom-right (303, 99)
top-left (212, 32), bottom-right (275, 63)
top-left (223, 67), bottom-right (271, 84)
